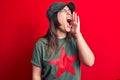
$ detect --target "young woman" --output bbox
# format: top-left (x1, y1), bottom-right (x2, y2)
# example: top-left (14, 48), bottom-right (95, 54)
top-left (31, 2), bottom-right (95, 80)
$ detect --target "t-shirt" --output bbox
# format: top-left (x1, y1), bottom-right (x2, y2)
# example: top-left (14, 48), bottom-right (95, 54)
top-left (31, 37), bottom-right (81, 80)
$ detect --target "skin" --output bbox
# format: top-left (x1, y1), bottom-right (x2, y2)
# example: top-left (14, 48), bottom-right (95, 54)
top-left (32, 6), bottom-right (95, 80)
top-left (57, 6), bottom-right (72, 38)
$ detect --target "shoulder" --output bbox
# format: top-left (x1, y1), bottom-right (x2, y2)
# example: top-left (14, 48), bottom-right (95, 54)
top-left (35, 37), bottom-right (48, 47)
top-left (67, 37), bottom-right (76, 44)
top-left (67, 37), bottom-right (77, 47)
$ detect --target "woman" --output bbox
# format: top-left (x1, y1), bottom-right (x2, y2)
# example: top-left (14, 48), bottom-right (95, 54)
top-left (31, 1), bottom-right (95, 80)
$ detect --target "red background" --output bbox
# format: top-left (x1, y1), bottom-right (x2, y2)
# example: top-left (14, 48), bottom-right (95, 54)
top-left (0, 0), bottom-right (120, 80)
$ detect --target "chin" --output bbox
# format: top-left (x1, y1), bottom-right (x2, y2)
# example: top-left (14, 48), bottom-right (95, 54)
top-left (64, 25), bottom-right (71, 32)
top-left (66, 28), bottom-right (71, 32)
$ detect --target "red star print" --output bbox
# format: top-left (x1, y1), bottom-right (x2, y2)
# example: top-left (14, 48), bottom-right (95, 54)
top-left (48, 46), bottom-right (78, 78)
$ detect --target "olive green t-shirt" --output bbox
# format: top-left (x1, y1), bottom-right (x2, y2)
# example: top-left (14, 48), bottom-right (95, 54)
top-left (31, 38), bottom-right (81, 80)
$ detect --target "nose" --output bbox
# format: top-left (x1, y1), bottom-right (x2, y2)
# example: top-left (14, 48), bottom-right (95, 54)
top-left (66, 10), bottom-right (72, 15)
top-left (66, 11), bottom-right (72, 18)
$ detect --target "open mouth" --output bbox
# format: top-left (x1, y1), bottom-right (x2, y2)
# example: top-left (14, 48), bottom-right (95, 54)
top-left (67, 19), bottom-right (72, 26)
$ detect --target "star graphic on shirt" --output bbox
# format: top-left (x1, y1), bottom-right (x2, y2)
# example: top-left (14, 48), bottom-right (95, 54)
top-left (48, 46), bottom-right (78, 78)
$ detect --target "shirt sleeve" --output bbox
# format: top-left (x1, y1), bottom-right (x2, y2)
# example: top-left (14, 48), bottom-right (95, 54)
top-left (31, 40), bottom-right (43, 68)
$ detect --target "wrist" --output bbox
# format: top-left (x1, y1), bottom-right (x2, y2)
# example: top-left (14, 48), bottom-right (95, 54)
top-left (74, 32), bottom-right (82, 39)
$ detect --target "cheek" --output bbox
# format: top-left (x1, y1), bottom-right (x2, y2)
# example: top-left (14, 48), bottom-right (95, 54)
top-left (57, 13), bottom-right (66, 24)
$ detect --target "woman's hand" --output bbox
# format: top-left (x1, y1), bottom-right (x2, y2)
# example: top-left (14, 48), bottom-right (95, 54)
top-left (71, 12), bottom-right (81, 39)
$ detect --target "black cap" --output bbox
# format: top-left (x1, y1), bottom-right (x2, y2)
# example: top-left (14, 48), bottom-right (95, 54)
top-left (46, 2), bottom-right (75, 20)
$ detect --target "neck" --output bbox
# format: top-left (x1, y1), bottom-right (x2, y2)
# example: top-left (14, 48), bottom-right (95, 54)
top-left (56, 28), bottom-right (67, 39)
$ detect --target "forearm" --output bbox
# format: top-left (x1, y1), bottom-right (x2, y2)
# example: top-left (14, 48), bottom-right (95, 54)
top-left (32, 75), bottom-right (41, 80)
top-left (32, 65), bottom-right (42, 80)
top-left (75, 33), bottom-right (95, 66)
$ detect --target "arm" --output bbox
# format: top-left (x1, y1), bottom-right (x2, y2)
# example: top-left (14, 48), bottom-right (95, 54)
top-left (32, 65), bottom-right (42, 80)
top-left (71, 12), bottom-right (95, 66)
top-left (76, 33), bottom-right (95, 66)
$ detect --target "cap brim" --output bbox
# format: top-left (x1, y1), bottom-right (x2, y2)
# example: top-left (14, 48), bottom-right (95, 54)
top-left (67, 2), bottom-right (75, 13)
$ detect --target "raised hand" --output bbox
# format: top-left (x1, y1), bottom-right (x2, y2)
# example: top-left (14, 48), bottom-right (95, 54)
top-left (71, 12), bottom-right (81, 39)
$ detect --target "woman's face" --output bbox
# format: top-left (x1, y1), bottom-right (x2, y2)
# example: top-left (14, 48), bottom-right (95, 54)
top-left (57, 6), bottom-right (72, 33)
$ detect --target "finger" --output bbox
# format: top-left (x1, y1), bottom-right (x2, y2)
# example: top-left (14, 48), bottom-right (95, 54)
top-left (75, 12), bottom-right (77, 22)
top-left (78, 15), bottom-right (80, 31)
top-left (72, 12), bottom-right (75, 21)
top-left (78, 15), bottom-right (80, 24)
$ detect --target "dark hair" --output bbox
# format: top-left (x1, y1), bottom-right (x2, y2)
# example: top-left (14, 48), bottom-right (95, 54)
top-left (45, 13), bottom-right (72, 54)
